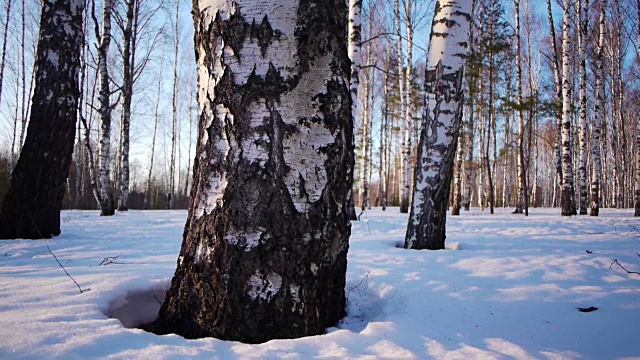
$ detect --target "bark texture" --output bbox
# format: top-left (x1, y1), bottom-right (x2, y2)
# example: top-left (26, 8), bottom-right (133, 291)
top-left (405, 0), bottom-right (470, 250)
top-left (118, 0), bottom-right (136, 211)
top-left (590, 0), bottom-right (605, 216)
top-left (560, 0), bottom-right (576, 216)
top-left (0, 0), bottom-right (83, 239)
top-left (151, 0), bottom-right (353, 343)
top-left (576, 0), bottom-right (588, 215)
top-left (97, 0), bottom-right (115, 216)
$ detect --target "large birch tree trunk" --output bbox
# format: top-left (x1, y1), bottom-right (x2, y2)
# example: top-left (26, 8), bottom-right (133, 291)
top-left (0, 0), bottom-right (83, 239)
top-left (560, 0), bottom-right (576, 216)
top-left (150, 0), bottom-right (353, 342)
top-left (404, 0), bottom-right (471, 250)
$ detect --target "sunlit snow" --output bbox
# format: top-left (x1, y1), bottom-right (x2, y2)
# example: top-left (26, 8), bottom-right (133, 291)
top-left (1, 208), bottom-right (639, 359)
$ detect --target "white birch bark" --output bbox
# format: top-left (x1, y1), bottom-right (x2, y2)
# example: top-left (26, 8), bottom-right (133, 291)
top-left (153, 0), bottom-right (353, 341)
top-left (576, 0), bottom-right (588, 214)
top-left (395, 0), bottom-right (409, 213)
top-left (560, 0), bottom-right (576, 216)
top-left (97, 0), bottom-right (115, 216)
top-left (402, 1), bottom-right (414, 213)
top-left (359, 69), bottom-right (370, 210)
top-left (118, 0), bottom-right (136, 211)
top-left (348, 0), bottom-right (361, 125)
top-left (405, 0), bottom-right (471, 250)
top-left (515, 0), bottom-right (527, 215)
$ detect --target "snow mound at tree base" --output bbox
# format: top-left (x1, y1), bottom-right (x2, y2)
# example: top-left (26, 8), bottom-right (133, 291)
top-left (104, 281), bottom-right (170, 328)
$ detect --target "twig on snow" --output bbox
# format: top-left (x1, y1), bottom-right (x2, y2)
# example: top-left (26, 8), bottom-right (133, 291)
top-left (347, 272), bottom-right (370, 301)
top-left (29, 214), bottom-right (89, 294)
top-left (610, 258), bottom-right (640, 276)
top-left (95, 254), bottom-right (125, 266)
top-left (43, 239), bottom-right (91, 293)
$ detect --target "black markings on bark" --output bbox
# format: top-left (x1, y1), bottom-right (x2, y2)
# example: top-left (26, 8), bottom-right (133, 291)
top-left (149, 0), bottom-right (353, 344)
top-left (0, 0), bottom-right (83, 239)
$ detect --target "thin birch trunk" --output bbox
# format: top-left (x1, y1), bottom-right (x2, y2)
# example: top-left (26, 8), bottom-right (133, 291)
top-left (635, 0), bottom-right (640, 216)
top-left (147, 59), bottom-right (163, 208)
top-left (168, 0), bottom-right (179, 210)
top-left (96, 0), bottom-right (115, 216)
top-left (0, 0), bottom-right (12, 110)
top-left (118, 0), bottom-right (136, 211)
top-left (576, 0), bottom-right (588, 214)
top-left (515, 0), bottom-right (528, 215)
top-left (18, 0), bottom-right (26, 150)
top-left (560, 0), bottom-right (576, 216)
top-left (395, 0), bottom-right (408, 213)
top-left (547, 0), bottom-right (563, 205)
top-left (401, 0), bottom-right (413, 213)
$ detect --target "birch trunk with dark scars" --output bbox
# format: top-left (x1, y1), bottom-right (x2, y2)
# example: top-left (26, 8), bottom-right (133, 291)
top-left (0, 0), bottom-right (83, 239)
top-left (150, 0), bottom-right (353, 342)
top-left (591, 0), bottom-right (605, 216)
top-left (97, 0), bottom-right (114, 216)
top-left (118, 0), bottom-right (136, 211)
top-left (405, 0), bottom-right (471, 250)
top-left (576, 0), bottom-right (588, 214)
top-left (560, 0), bottom-right (576, 216)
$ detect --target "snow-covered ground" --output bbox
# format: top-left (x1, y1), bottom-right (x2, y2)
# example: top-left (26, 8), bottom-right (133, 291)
top-left (1, 208), bottom-right (639, 359)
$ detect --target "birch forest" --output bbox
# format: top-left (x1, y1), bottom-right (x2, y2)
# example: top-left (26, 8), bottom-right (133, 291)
top-left (0, 0), bottom-right (639, 219)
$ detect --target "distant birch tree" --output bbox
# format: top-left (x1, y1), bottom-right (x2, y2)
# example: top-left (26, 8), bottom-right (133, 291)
top-left (576, 0), bottom-right (588, 215)
top-left (405, 0), bottom-right (471, 250)
top-left (590, 0), bottom-right (606, 216)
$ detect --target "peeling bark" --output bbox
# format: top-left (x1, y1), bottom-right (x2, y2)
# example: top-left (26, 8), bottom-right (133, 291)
top-left (150, 0), bottom-right (353, 342)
